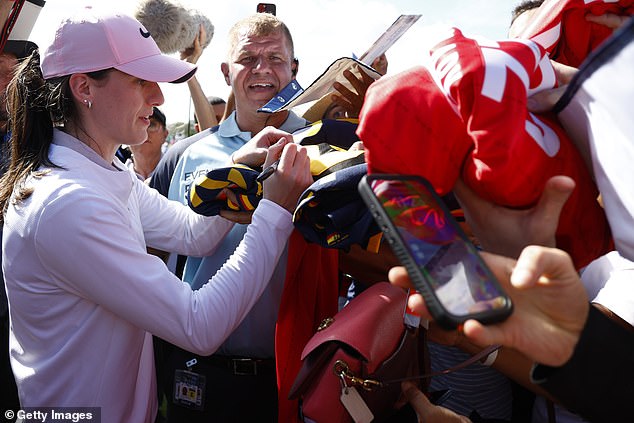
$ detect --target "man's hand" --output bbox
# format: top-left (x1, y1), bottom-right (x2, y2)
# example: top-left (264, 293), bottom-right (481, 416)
top-left (390, 246), bottom-right (590, 367)
top-left (401, 382), bottom-right (472, 423)
top-left (180, 24), bottom-right (206, 64)
top-left (463, 247), bottom-right (589, 367)
top-left (371, 53), bottom-right (389, 75)
top-left (330, 66), bottom-right (376, 118)
top-left (527, 60), bottom-right (578, 113)
top-left (454, 176), bottom-right (575, 259)
top-left (586, 12), bottom-right (630, 31)
top-left (231, 126), bottom-right (294, 168)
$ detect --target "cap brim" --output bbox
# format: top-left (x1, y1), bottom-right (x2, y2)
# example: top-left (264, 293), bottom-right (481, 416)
top-left (116, 53), bottom-right (196, 83)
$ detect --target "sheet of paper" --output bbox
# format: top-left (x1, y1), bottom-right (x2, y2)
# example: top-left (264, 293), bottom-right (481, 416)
top-left (358, 14), bottom-right (422, 66)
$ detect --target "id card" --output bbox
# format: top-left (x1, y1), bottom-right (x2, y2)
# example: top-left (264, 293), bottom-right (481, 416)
top-left (173, 369), bottom-right (206, 410)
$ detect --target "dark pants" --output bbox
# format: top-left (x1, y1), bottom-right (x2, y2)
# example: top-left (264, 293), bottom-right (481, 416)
top-left (1, 309), bottom-right (20, 422)
top-left (158, 341), bottom-right (277, 423)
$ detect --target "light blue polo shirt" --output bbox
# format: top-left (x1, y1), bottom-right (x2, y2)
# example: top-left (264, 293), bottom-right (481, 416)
top-left (168, 111), bottom-right (308, 358)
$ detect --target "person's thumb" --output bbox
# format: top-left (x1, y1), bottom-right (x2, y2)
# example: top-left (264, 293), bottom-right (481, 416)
top-left (402, 381), bottom-right (432, 420)
top-left (527, 85), bottom-right (568, 113)
top-left (533, 176), bottom-right (575, 245)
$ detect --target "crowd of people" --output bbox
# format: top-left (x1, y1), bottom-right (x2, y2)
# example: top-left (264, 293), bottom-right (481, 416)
top-left (0, 0), bottom-right (633, 422)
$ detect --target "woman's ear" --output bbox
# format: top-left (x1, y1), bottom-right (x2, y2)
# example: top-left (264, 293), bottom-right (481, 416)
top-left (68, 73), bottom-right (92, 104)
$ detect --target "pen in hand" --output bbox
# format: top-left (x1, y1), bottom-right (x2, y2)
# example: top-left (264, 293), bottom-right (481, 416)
top-left (256, 159), bottom-right (280, 183)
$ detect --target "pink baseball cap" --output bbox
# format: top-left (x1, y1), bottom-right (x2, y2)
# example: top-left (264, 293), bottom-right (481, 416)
top-left (41, 8), bottom-right (196, 83)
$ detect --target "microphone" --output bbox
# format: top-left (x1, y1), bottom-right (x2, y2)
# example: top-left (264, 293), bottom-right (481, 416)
top-left (135, 0), bottom-right (214, 54)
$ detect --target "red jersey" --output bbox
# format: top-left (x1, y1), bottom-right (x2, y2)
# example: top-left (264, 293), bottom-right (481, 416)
top-left (358, 28), bottom-right (612, 269)
top-left (517, 0), bottom-right (634, 67)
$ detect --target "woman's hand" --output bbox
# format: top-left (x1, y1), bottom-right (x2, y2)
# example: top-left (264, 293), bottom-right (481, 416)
top-left (262, 141), bottom-right (312, 213)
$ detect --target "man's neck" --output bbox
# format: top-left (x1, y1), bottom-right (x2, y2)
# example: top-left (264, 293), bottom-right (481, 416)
top-left (131, 150), bottom-right (162, 180)
top-left (235, 109), bottom-right (290, 135)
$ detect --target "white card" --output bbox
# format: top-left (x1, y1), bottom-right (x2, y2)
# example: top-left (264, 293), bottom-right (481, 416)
top-left (340, 386), bottom-right (374, 423)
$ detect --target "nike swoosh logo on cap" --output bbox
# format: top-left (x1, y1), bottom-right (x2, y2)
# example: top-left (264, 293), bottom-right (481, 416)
top-left (139, 28), bottom-right (151, 38)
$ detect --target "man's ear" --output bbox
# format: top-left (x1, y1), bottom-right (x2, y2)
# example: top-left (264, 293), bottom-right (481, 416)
top-left (291, 58), bottom-right (299, 77)
top-left (221, 62), bottom-right (231, 86)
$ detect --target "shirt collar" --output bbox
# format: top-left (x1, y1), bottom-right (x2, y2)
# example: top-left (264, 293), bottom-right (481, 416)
top-left (217, 110), bottom-right (309, 140)
top-left (52, 129), bottom-right (124, 171)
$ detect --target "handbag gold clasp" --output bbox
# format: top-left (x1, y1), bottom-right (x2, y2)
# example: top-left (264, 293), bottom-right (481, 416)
top-left (317, 317), bottom-right (335, 331)
top-left (333, 359), bottom-right (383, 391)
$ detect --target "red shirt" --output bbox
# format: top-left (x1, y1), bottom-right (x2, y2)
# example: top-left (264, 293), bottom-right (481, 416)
top-left (358, 28), bottom-right (612, 269)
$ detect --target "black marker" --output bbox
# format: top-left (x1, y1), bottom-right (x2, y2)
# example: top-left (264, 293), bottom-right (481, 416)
top-left (256, 159), bottom-right (280, 183)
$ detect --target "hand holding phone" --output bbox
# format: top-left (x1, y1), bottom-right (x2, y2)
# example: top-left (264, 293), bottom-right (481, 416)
top-left (358, 174), bottom-right (513, 329)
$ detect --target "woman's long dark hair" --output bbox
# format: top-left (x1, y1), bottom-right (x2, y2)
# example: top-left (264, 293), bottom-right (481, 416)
top-left (0, 49), bottom-right (57, 222)
top-left (0, 50), bottom-right (109, 223)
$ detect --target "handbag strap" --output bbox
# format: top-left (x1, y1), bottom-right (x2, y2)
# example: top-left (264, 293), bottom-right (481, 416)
top-left (377, 344), bottom-right (501, 386)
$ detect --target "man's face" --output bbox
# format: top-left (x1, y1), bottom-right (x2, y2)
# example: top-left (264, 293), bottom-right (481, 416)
top-left (0, 53), bottom-right (18, 124)
top-left (130, 116), bottom-right (167, 157)
top-left (223, 29), bottom-right (294, 112)
top-left (509, 8), bottom-right (540, 38)
top-left (212, 102), bottom-right (226, 122)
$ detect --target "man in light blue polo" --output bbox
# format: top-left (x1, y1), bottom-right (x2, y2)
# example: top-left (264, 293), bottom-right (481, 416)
top-left (156, 13), bottom-right (306, 423)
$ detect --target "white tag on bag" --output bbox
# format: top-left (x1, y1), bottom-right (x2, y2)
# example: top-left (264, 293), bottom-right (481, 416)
top-left (340, 386), bottom-right (374, 423)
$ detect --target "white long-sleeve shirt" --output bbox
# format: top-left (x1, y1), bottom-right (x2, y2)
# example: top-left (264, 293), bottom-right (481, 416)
top-left (2, 130), bottom-right (293, 422)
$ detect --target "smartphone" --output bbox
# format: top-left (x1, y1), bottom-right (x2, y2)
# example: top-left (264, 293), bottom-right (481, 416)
top-left (256, 3), bottom-right (276, 15)
top-left (358, 174), bottom-right (513, 329)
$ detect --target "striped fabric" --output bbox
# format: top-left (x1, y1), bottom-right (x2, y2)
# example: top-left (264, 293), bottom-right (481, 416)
top-left (188, 143), bottom-right (365, 217)
top-left (188, 164), bottom-right (262, 216)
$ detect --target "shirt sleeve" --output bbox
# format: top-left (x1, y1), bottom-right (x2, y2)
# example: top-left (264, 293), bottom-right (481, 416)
top-left (532, 306), bottom-right (634, 422)
top-left (34, 190), bottom-right (293, 355)
top-left (135, 178), bottom-right (234, 257)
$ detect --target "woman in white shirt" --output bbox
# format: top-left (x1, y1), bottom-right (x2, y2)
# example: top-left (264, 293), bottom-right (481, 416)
top-left (0, 9), bottom-right (311, 423)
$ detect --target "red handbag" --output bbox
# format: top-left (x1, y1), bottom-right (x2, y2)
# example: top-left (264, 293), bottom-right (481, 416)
top-left (288, 282), bottom-right (424, 423)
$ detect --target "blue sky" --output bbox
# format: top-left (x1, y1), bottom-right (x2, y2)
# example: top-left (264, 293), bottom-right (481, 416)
top-left (28, 0), bottom-right (516, 125)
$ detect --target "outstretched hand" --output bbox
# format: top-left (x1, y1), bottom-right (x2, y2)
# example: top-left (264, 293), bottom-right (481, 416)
top-left (463, 247), bottom-right (589, 366)
top-left (390, 246), bottom-right (589, 367)
top-left (331, 66), bottom-right (376, 118)
top-left (180, 24), bottom-right (206, 64)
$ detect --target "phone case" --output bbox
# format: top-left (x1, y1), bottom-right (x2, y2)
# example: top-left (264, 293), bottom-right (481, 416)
top-left (358, 173), bottom-right (512, 330)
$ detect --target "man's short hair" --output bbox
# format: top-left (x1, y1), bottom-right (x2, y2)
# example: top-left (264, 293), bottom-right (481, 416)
top-left (226, 13), bottom-right (294, 61)
top-left (2, 40), bottom-right (38, 60)
top-left (511, 0), bottom-right (545, 24)
top-left (207, 95), bottom-right (226, 106)
top-left (151, 107), bottom-right (167, 127)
